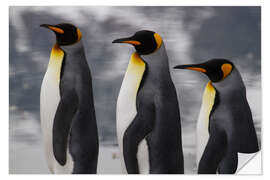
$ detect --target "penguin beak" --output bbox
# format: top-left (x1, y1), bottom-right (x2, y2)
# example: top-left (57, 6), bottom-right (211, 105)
top-left (174, 64), bottom-right (207, 73)
top-left (40, 24), bottom-right (64, 34)
top-left (112, 37), bottom-right (141, 45)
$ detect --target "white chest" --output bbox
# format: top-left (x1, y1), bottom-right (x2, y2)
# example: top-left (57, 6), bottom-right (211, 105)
top-left (40, 70), bottom-right (60, 137)
top-left (116, 52), bottom-right (149, 173)
top-left (196, 82), bottom-right (216, 166)
top-left (40, 45), bottom-right (73, 173)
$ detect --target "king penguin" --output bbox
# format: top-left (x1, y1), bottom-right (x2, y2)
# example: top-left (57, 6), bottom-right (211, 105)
top-left (112, 30), bottom-right (184, 174)
top-left (40, 23), bottom-right (98, 174)
top-left (174, 59), bottom-right (259, 174)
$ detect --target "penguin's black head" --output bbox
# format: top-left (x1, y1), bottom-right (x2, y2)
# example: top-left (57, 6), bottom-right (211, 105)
top-left (174, 59), bottom-right (234, 82)
top-left (112, 30), bottom-right (163, 55)
top-left (40, 23), bottom-right (82, 46)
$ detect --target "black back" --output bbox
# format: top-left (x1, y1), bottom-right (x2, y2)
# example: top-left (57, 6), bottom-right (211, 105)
top-left (52, 44), bottom-right (99, 173)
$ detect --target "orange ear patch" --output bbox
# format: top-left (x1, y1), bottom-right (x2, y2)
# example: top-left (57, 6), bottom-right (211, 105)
top-left (221, 63), bottom-right (232, 79)
top-left (77, 28), bottom-right (82, 42)
top-left (48, 26), bottom-right (64, 34)
top-left (154, 33), bottom-right (163, 49)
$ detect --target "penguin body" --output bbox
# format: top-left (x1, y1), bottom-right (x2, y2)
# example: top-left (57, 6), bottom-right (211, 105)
top-left (174, 59), bottom-right (259, 174)
top-left (40, 24), bottom-right (98, 174)
top-left (114, 31), bottom-right (184, 174)
top-left (206, 68), bottom-right (259, 173)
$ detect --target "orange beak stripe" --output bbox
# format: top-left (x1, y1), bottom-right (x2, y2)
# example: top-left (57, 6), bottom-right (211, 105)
top-left (185, 67), bottom-right (207, 73)
top-left (48, 26), bottom-right (64, 34)
top-left (120, 40), bottom-right (141, 45)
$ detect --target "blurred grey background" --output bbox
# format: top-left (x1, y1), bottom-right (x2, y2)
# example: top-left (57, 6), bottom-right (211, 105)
top-left (9, 6), bottom-right (261, 174)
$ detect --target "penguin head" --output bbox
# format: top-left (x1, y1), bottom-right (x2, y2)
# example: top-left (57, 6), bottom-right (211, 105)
top-left (112, 30), bottom-right (163, 55)
top-left (174, 59), bottom-right (234, 82)
top-left (40, 23), bottom-right (82, 46)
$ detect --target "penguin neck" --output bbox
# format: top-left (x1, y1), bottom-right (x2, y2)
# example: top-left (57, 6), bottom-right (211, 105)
top-left (59, 40), bottom-right (84, 53)
top-left (140, 44), bottom-right (170, 83)
top-left (212, 68), bottom-right (246, 96)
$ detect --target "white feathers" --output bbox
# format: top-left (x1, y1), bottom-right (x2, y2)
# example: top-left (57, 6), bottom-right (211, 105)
top-left (137, 140), bottom-right (150, 174)
top-left (196, 82), bottom-right (216, 166)
top-left (40, 46), bottom-right (74, 174)
top-left (116, 52), bottom-right (149, 173)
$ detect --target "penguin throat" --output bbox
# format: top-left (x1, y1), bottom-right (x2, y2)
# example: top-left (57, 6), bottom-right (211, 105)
top-left (48, 44), bottom-right (65, 84)
top-left (200, 81), bottom-right (216, 135)
top-left (203, 81), bottom-right (216, 122)
top-left (127, 52), bottom-right (146, 94)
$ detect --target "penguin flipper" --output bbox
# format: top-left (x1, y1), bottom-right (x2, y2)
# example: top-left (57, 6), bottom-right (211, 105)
top-left (198, 132), bottom-right (226, 174)
top-left (123, 110), bottom-right (154, 174)
top-left (53, 93), bottom-right (78, 166)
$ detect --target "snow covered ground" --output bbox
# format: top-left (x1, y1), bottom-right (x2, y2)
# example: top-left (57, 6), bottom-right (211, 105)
top-left (9, 123), bottom-right (196, 174)
top-left (9, 142), bottom-right (122, 174)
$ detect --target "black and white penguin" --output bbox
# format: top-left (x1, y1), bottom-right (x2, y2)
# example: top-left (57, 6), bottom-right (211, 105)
top-left (174, 59), bottom-right (259, 174)
top-left (40, 23), bottom-right (98, 174)
top-left (112, 30), bottom-right (184, 174)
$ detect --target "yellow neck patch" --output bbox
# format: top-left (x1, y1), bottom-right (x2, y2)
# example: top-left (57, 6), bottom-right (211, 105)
top-left (48, 44), bottom-right (65, 84)
top-left (154, 33), bottom-right (163, 50)
top-left (221, 63), bottom-right (232, 80)
top-left (202, 81), bottom-right (216, 127)
top-left (126, 52), bottom-right (146, 95)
